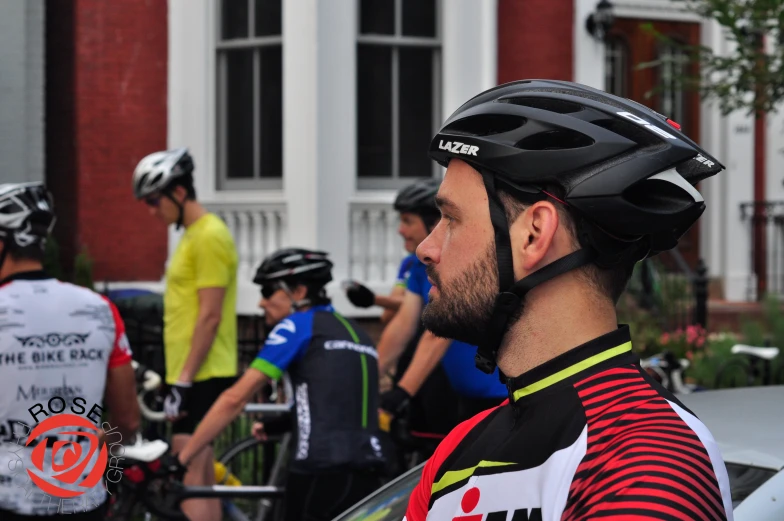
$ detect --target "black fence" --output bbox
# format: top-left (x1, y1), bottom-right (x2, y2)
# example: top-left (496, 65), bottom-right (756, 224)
top-left (629, 248), bottom-right (709, 332)
top-left (110, 294), bottom-right (271, 460)
top-left (740, 201), bottom-right (784, 299)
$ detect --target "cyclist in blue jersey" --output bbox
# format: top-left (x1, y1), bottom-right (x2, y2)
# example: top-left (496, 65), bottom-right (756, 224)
top-left (343, 179), bottom-right (440, 325)
top-left (379, 247), bottom-right (507, 426)
top-left (178, 248), bottom-right (384, 521)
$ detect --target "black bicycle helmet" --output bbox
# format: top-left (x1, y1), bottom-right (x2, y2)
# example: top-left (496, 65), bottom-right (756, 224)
top-left (428, 79), bottom-right (725, 373)
top-left (394, 178), bottom-right (441, 215)
top-left (254, 248), bottom-right (333, 287)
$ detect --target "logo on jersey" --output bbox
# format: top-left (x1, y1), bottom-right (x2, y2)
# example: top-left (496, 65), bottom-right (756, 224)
top-left (15, 333), bottom-right (90, 348)
top-left (266, 319), bottom-right (296, 345)
top-left (5, 396), bottom-right (126, 514)
top-left (438, 140), bottom-right (480, 156)
top-left (451, 487), bottom-right (543, 521)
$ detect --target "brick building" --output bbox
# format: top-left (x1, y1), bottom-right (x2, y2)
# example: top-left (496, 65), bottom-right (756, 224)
top-left (4, 0), bottom-right (780, 315)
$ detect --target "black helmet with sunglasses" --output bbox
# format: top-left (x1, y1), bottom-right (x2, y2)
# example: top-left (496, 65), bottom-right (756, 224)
top-left (254, 248), bottom-right (333, 307)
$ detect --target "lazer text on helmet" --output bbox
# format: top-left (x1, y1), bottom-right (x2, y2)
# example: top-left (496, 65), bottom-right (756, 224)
top-left (616, 111), bottom-right (676, 140)
top-left (438, 140), bottom-right (479, 156)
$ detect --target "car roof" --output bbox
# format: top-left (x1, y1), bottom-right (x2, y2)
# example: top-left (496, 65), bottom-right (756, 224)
top-left (679, 386), bottom-right (784, 471)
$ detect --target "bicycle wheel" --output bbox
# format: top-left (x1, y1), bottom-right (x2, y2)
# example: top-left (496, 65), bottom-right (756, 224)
top-left (714, 359), bottom-right (753, 389)
top-left (218, 435), bottom-right (290, 521)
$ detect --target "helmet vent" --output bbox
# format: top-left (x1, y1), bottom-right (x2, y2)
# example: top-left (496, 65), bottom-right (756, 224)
top-left (503, 97), bottom-right (583, 114)
top-left (515, 129), bottom-right (594, 151)
top-left (0, 202), bottom-right (22, 214)
top-left (443, 114), bottom-right (526, 137)
top-left (624, 178), bottom-right (697, 213)
top-left (149, 173), bottom-right (163, 186)
top-left (591, 118), bottom-right (660, 147)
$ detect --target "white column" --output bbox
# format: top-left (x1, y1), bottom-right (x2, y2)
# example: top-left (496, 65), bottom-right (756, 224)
top-left (315, 0), bottom-right (356, 282)
top-left (168, 0), bottom-right (215, 201)
top-left (573, 0), bottom-right (605, 88)
top-left (442, 0), bottom-right (498, 118)
top-left (283, 0), bottom-right (319, 248)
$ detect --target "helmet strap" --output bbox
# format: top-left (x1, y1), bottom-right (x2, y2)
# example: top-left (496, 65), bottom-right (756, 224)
top-left (474, 171), bottom-right (597, 374)
top-left (163, 191), bottom-right (185, 230)
top-left (279, 280), bottom-right (311, 312)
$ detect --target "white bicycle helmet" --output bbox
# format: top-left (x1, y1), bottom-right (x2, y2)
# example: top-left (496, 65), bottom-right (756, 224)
top-left (132, 147), bottom-right (194, 200)
top-left (0, 182), bottom-right (56, 272)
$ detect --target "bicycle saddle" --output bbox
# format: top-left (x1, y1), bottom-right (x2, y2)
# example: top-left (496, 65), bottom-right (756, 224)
top-left (122, 438), bottom-right (170, 462)
top-left (731, 344), bottom-right (781, 360)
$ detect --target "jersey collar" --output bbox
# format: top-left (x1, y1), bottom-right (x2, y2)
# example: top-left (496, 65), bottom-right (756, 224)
top-left (0, 269), bottom-right (52, 287)
top-left (505, 326), bottom-right (634, 403)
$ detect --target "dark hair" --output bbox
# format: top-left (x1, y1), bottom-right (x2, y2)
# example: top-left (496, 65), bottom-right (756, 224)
top-left (420, 210), bottom-right (441, 231)
top-left (497, 187), bottom-right (634, 303)
top-left (7, 242), bottom-right (46, 263)
top-left (288, 279), bottom-right (331, 306)
top-left (166, 173), bottom-right (197, 200)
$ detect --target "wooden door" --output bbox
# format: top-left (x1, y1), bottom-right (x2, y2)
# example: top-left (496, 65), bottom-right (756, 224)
top-left (605, 19), bottom-right (702, 269)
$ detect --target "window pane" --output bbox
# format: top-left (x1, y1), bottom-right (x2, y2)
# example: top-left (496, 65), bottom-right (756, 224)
top-left (255, 0), bottom-right (282, 36)
top-left (259, 46), bottom-right (283, 178)
top-left (225, 50), bottom-right (254, 178)
top-left (399, 48), bottom-right (433, 178)
top-left (657, 43), bottom-right (688, 130)
top-left (604, 38), bottom-right (627, 97)
top-left (360, 0), bottom-right (394, 35)
top-left (222, 0), bottom-right (249, 40)
top-left (357, 45), bottom-right (392, 177)
top-left (402, 0), bottom-right (436, 37)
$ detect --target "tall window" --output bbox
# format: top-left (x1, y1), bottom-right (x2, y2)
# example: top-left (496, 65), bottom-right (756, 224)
top-left (217, 0), bottom-right (283, 190)
top-left (604, 36), bottom-right (628, 98)
top-left (656, 42), bottom-right (689, 130)
top-left (357, 0), bottom-right (441, 189)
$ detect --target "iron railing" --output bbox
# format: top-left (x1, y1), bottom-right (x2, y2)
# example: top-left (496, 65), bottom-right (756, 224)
top-left (740, 201), bottom-right (784, 299)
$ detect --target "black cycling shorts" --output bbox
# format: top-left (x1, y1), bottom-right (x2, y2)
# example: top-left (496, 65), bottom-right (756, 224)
top-left (283, 469), bottom-right (382, 521)
top-left (171, 377), bottom-right (236, 435)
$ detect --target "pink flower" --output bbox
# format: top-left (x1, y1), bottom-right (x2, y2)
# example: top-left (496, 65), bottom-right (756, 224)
top-left (695, 337), bottom-right (705, 348)
top-left (686, 351), bottom-right (694, 360)
top-left (660, 333), bottom-right (670, 345)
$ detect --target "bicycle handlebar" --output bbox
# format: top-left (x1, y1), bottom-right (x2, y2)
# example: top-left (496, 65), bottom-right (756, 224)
top-left (132, 361), bottom-right (295, 421)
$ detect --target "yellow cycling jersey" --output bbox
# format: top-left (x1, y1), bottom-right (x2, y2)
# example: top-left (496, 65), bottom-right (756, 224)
top-left (164, 213), bottom-right (238, 383)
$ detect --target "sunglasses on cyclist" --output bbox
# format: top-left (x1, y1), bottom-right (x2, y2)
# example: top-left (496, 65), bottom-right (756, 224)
top-left (144, 196), bottom-right (161, 208)
top-left (260, 283), bottom-right (281, 299)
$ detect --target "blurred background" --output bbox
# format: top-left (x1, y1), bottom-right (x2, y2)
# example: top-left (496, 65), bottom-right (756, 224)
top-left (5, 0), bottom-right (784, 384)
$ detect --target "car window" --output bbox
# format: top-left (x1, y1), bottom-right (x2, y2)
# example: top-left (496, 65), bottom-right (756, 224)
top-left (727, 463), bottom-right (778, 508)
top-left (334, 464), bottom-right (424, 521)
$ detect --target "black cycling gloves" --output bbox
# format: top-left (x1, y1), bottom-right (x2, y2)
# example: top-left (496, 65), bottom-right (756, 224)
top-left (164, 383), bottom-right (192, 419)
top-left (379, 385), bottom-right (411, 416)
top-left (344, 280), bottom-right (376, 308)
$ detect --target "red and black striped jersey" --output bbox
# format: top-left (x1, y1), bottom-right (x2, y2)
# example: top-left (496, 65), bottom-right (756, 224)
top-left (404, 326), bottom-right (733, 521)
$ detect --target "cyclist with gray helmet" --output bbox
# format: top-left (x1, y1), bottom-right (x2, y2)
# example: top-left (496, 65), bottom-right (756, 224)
top-left (344, 178), bottom-right (441, 325)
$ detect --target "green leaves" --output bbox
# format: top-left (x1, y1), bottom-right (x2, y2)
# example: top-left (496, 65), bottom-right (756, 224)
top-left (639, 0), bottom-right (784, 116)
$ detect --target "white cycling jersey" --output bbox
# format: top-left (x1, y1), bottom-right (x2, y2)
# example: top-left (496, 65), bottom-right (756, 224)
top-left (0, 271), bottom-right (132, 515)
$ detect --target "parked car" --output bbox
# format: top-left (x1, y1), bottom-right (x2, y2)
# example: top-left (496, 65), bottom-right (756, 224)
top-left (334, 386), bottom-right (784, 520)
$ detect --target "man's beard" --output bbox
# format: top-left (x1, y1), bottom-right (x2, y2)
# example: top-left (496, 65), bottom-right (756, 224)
top-left (421, 242), bottom-right (503, 347)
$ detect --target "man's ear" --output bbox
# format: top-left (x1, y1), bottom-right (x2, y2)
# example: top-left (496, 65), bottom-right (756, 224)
top-left (292, 284), bottom-right (309, 302)
top-left (514, 201), bottom-right (560, 272)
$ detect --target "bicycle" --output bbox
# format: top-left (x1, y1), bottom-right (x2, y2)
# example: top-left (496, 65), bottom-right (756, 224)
top-left (108, 362), bottom-right (294, 521)
top-left (640, 351), bottom-right (701, 394)
top-left (714, 343), bottom-right (784, 388)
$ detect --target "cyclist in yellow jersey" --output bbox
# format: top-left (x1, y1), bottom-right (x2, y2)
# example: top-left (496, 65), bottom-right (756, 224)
top-left (133, 148), bottom-right (237, 521)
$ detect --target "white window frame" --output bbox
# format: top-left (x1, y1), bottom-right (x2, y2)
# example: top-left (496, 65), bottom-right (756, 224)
top-left (215, 0), bottom-right (283, 191)
top-left (356, 0), bottom-right (442, 190)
